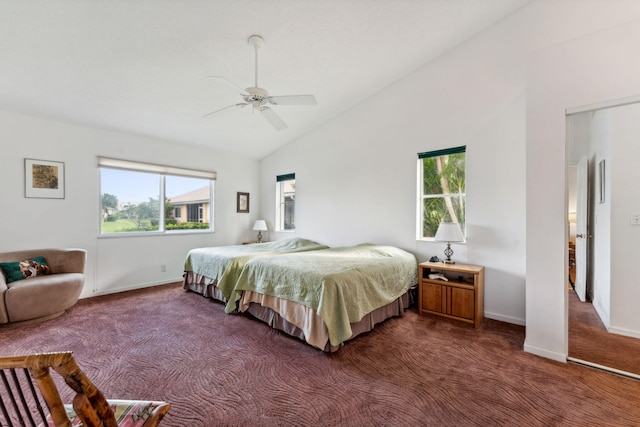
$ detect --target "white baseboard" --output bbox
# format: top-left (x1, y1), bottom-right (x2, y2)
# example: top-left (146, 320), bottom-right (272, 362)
top-left (484, 311), bottom-right (525, 326)
top-left (523, 340), bottom-right (567, 363)
top-left (592, 297), bottom-right (640, 338)
top-left (80, 277), bottom-right (182, 299)
top-left (591, 297), bottom-right (610, 329)
top-left (607, 326), bottom-right (640, 340)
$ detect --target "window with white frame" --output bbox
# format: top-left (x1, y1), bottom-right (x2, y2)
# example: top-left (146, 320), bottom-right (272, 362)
top-left (276, 173), bottom-right (295, 231)
top-left (99, 157), bottom-right (215, 235)
top-left (417, 146), bottom-right (466, 239)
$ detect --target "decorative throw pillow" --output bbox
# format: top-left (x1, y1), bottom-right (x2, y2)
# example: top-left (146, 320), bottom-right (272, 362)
top-left (0, 256), bottom-right (51, 283)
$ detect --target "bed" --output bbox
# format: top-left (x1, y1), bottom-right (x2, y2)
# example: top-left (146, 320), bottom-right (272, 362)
top-left (182, 237), bottom-right (328, 303)
top-left (229, 244), bottom-right (418, 352)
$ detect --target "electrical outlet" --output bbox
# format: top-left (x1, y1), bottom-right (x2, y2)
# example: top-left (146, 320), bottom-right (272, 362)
top-left (631, 214), bottom-right (640, 225)
top-left (160, 264), bottom-right (167, 272)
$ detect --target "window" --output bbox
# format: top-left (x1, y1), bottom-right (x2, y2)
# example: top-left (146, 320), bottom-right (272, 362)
top-left (186, 204), bottom-right (203, 222)
top-left (417, 146), bottom-right (465, 239)
top-left (99, 157), bottom-right (215, 235)
top-left (276, 173), bottom-right (295, 231)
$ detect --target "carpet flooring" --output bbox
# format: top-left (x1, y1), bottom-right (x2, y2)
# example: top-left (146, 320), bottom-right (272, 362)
top-left (568, 289), bottom-right (640, 376)
top-left (2, 282), bottom-right (640, 426)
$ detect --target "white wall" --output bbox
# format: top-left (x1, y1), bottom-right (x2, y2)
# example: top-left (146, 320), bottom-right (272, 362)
top-left (610, 103), bottom-right (640, 338)
top-left (588, 110), bottom-right (611, 327)
top-left (527, 17), bottom-right (640, 361)
top-left (260, 23), bottom-right (530, 324)
top-left (260, 1), bottom-right (640, 332)
top-left (0, 109), bottom-right (260, 297)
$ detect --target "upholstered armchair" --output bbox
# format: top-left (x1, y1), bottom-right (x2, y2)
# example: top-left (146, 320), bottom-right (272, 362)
top-left (0, 248), bottom-right (86, 325)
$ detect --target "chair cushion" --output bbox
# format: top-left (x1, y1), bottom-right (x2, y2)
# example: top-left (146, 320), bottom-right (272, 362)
top-left (43, 400), bottom-right (168, 427)
top-left (0, 256), bottom-right (50, 283)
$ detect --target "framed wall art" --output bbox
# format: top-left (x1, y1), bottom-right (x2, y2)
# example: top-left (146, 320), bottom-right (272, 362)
top-left (25, 158), bottom-right (65, 199)
top-left (237, 192), bottom-right (249, 213)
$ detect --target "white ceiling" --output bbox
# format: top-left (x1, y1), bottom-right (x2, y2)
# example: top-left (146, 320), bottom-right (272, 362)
top-left (0, 0), bottom-right (530, 160)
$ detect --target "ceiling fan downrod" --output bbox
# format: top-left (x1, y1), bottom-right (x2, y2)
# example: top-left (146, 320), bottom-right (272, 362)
top-left (202, 33), bottom-right (316, 131)
top-left (248, 35), bottom-right (264, 89)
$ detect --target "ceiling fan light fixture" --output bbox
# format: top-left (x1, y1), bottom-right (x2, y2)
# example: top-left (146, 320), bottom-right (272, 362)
top-left (203, 34), bottom-right (316, 131)
top-left (245, 86), bottom-right (268, 98)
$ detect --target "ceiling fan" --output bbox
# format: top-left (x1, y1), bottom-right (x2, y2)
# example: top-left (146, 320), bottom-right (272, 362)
top-left (203, 35), bottom-right (317, 131)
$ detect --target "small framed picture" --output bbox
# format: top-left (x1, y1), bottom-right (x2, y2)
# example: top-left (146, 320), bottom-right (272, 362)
top-left (237, 192), bottom-right (249, 213)
top-left (25, 158), bottom-right (65, 199)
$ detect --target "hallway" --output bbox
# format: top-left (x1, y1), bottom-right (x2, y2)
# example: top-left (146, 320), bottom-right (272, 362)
top-left (568, 290), bottom-right (640, 376)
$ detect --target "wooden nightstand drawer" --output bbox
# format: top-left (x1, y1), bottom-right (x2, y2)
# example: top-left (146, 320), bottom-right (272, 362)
top-left (418, 261), bottom-right (484, 327)
top-left (421, 281), bottom-right (445, 313)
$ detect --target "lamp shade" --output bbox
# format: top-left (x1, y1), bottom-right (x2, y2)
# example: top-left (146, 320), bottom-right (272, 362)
top-left (434, 222), bottom-right (464, 243)
top-left (252, 220), bottom-right (268, 231)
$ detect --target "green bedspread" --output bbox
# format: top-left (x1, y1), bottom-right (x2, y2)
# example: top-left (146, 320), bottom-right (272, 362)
top-left (231, 244), bottom-right (418, 346)
top-left (183, 238), bottom-right (328, 301)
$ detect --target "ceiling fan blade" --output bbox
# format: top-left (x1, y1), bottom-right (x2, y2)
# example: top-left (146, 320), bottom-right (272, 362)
top-left (260, 107), bottom-right (288, 131)
top-left (268, 94), bottom-right (317, 106)
top-left (202, 103), bottom-right (248, 118)
top-left (208, 76), bottom-right (249, 95)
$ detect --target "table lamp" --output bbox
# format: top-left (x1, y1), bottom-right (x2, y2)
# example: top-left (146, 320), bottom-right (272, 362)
top-left (434, 221), bottom-right (464, 264)
top-left (252, 220), bottom-right (268, 243)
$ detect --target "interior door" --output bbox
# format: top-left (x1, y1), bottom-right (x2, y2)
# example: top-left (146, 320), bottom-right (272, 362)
top-left (574, 155), bottom-right (588, 302)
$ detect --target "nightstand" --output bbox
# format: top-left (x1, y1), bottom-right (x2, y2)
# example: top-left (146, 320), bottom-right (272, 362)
top-left (418, 261), bottom-right (484, 327)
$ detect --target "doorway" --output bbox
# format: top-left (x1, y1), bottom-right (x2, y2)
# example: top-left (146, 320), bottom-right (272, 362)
top-left (566, 101), bottom-right (640, 378)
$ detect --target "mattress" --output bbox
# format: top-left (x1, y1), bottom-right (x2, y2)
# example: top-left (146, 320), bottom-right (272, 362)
top-left (232, 244), bottom-right (418, 347)
top-left (182, 237), bottom-right (328, 302)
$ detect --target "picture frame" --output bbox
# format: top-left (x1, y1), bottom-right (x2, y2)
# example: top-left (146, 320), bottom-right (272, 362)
top-left (237, 192), bottom-right (249, 213)
top-left (25, 158), bottom-right (65, 199)
top-left (598, 159), bottom-right (605, 204)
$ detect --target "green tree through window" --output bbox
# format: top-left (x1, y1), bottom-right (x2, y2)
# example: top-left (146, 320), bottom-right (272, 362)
top-left (419, 147), bottom-right (466, 238)
top-left (101, 193), bottom-right (118, 218)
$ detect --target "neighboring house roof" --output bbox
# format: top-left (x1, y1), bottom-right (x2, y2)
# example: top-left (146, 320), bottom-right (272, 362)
top-left (169, 186), bottom-right (209, 205)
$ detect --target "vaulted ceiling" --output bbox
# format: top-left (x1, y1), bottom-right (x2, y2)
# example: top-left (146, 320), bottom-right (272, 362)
top-left (0, 0), bottom-right (530, 159)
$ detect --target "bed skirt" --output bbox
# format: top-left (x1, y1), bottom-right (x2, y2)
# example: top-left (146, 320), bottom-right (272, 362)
top-left (241, 291), bottom-right (409, 352)
top-left (183, 271), bottom-right (227, 302)
top-left (184, 271), bottom-right (410, 352)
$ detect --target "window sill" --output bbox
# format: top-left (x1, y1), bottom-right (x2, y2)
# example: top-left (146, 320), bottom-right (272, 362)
top-left (416, 238), bottom-right (466, 244)
top-left (98, 230), bottom-right (214, 238)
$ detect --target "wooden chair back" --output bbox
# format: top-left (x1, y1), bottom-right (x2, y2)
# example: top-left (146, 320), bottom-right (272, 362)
top-left (0, 351), bottom-right (170, 427)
